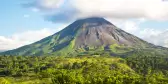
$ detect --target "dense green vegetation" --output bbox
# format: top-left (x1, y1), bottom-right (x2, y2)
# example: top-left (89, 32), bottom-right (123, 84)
top-left (0, 52), bottom-right (168, 84)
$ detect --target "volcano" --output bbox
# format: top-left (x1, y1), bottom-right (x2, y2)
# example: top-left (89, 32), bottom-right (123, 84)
top-left (1, 17), bottom-right (156, 56)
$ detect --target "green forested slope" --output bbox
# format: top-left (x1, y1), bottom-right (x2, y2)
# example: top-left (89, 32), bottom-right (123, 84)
top-left (0, 54), bottom-right (168, 84)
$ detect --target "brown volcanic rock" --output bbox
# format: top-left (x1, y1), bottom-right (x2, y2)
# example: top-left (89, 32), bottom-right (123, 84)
top-left (73, 17), bottom-right (149, 48)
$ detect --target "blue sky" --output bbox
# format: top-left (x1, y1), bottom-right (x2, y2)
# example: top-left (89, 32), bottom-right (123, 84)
top-left (0, 0), bottom-right (63, 36)
top-left (0, 0), bottom-right (168, 50)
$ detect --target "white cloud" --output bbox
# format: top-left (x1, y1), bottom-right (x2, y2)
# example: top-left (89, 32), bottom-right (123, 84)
top-left (143, 30), bottom-right (168, 47)
top-left (121, 21), bottom-right (139, 33)
top-left (37, 0), bottom-right (65, 9)
top-left (71, 0), bottom-right (168, 20)
top-left (0, 28), bottom-right (62, 51)
top-left (29, 0), bottom-right (168, 21)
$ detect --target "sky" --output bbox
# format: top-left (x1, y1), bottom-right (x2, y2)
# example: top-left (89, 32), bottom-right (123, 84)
top-left (0, 0), bottom-right (168, 51)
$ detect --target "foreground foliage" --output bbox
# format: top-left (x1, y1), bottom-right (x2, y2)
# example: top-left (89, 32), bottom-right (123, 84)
top-left (0, 55), bottom-right (168, 84)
